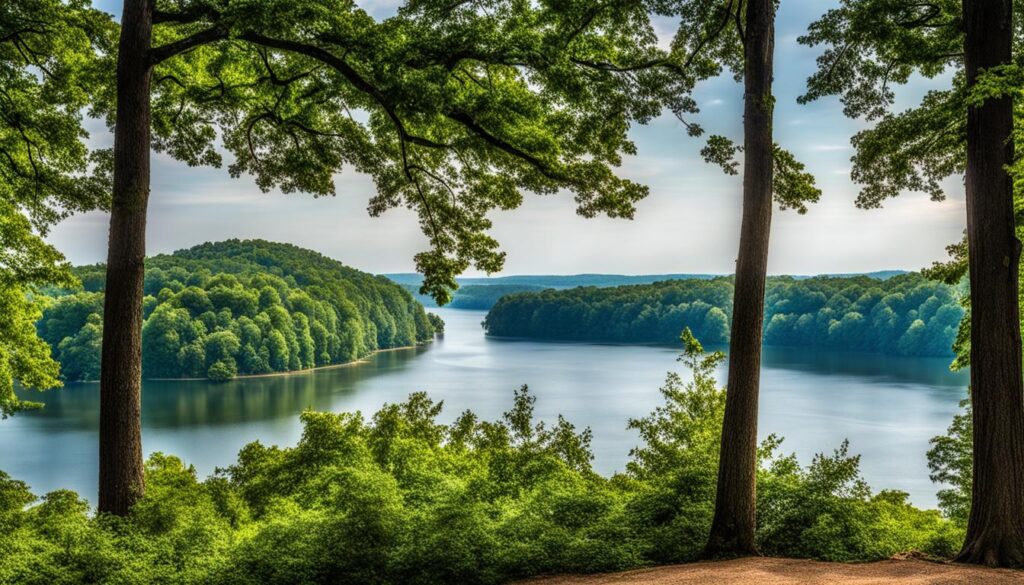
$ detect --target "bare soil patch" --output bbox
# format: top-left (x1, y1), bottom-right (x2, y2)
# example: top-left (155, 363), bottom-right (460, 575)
top-left (517, 557), bottom-right (1024, 584)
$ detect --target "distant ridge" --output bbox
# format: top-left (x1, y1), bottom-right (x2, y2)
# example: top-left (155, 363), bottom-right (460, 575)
top-left (384, 273), bottom-right (719, 289)
top-left (384, 270), bottom-right (909, 290)
top-left (801, 270), bottom-right (908, 280)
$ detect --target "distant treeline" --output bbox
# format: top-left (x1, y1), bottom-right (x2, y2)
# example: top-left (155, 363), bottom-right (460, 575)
top-left (402, 283), bottom-right (547, 309)
top-left (38, 240), bottom-right (439, 381)
top-left (484, 274), bottom-right (964, 357)
top-left (391, 271), bottom-right (909, 310)
top-left (387, 272), bottom-right (723, 290)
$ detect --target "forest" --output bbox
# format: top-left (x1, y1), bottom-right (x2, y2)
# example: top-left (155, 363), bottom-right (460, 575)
top-left (36, 240), bottom-right (439, 382)
top-left (484, 274), bottom-right (964, 357)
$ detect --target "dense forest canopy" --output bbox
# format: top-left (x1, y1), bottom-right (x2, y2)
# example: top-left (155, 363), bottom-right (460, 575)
top-left (484, 274), bottom-right (964, 357)
top-left (37, 240), bottom-right (438, 382)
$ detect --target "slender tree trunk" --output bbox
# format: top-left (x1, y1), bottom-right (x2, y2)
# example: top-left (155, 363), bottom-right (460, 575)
top-left (98, 0), bottom-right (153, 516)
top-left (703, 0), bottom-right (774, 558)
top-left (958, 0), bottom-right (1024, 567)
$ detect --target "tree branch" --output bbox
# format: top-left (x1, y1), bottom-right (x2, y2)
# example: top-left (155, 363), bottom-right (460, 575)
top-left (149, 26), bottom-right (226, 65)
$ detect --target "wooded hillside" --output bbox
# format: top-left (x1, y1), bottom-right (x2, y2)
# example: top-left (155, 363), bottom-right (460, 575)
top-left (38, 240), bottom-right (438, 381)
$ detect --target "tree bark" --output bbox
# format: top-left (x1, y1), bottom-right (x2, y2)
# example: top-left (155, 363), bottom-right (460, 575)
top-left (98, 0), bottom-right (154, 516)
top-left (958, 0), bottom-right (1024, 567)
top-left (703, 0), bottom-right (774, 559)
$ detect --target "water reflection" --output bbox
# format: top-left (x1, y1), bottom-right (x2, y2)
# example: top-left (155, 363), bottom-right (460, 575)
top-left (24, 346), bottom-right (433, 431)
top-left (760, 345), bottom-right (965, 388)
top-left (2, 309), bottom-right (968, 508)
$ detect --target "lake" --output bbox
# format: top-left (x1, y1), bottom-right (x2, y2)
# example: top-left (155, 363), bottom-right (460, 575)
top-left (2, 308), bottom-right (968, 509)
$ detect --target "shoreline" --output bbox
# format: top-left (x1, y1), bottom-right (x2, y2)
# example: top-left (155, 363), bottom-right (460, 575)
top-left (141, 341), bottom-right (431, 383)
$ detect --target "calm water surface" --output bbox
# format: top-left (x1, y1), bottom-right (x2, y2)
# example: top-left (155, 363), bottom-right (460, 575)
top-left (2, 308), bottom-right (968, 508)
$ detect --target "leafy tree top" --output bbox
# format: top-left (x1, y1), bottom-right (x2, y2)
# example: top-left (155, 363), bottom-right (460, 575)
top-left (0, 0), bottom-right (114, 415)
top-left (799, 1), bottom-right (1024, 370)
top-left (1, 0), bottom-right (114, 287)
top-left (125, 0), bottom-right (715, 303)
top-left (797, 0), bottom-right (1024, 210)
top-left (660, 0), bottom-right (823, 213)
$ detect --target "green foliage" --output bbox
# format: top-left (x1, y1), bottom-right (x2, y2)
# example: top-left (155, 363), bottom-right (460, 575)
top-left (0, 332), bottom-right (958, 582)
top-left (799, 0), bottom-right (964, 117)
top-left (39, 240), bottom-right (437, 381)
top-left (0, 287), bottom-right (61, 417)
top-left (426, 312), bottom-right (445, 335)
top-left (0, 0), bottom-right (113, 230)
top-left (758, 444), bottom-right (959, 560)
top-left (799, 1), bottom-right (1024, 367)
top-left (701, 139), bottom-right (822, 214)
top-left (622, 328), bottom-right (727, 560)
top-left (125, 0), bottom-right (715, 304)
top-left (0, 0), bottom-right (114, 413)
top-left (485, 273), bottom-right (964, 357)
top-left (927, 399), bottom-right (972, 527)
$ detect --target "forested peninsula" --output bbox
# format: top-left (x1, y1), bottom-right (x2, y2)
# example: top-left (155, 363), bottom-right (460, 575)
top-left (37, 240), bottom-right (440, 382)
top-left (484, 274), bottom-right (964, 357)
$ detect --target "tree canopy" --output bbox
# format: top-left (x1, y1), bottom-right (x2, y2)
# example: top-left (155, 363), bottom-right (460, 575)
top-left (0, 0), bottom-right (114, 416)
top-left (119, 0), bottom-right (719, 303)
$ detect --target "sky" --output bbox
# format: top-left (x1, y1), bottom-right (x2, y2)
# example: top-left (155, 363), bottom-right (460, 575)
top-left (49, 0), bottom-right (965, 277)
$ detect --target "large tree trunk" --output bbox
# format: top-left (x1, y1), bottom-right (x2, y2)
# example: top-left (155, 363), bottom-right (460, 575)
top-left (98, 0), bottom-right (154, 516)
top-left (703, 0), bottom-right (774, 558)
top-left (958, 0), bottom-right (1024, 567)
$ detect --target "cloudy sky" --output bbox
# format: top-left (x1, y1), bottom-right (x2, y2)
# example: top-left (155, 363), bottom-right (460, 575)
top-left (50, 0), bottom-right (964, 277)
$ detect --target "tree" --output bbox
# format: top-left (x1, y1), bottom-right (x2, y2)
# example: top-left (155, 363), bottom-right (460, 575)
top-left (93, 0), bottom-right (699, 514)
top-left (957, 0), bottom-right (1024, 565)
top-left (140, 304), bottom-right (190, 378)
top-left (0, 0), bottom-right (112, 415)
top-left (55, 314), bottom-right (103, 382)
top-left (700, 0), bottom-right (777, 556)
top-left (633, 0), bottom-right (822, 556)
top-left (800, 0), bottom-right (1024, 566)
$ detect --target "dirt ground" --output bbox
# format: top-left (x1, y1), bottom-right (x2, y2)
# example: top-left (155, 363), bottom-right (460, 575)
top-left (517, 557), bottom-right (1024, 584)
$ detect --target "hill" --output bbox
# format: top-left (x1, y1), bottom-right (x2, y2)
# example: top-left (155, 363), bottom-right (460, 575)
top-left (38, 240), bottom-right (440, 381)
